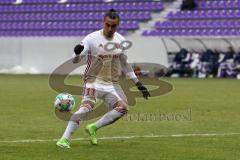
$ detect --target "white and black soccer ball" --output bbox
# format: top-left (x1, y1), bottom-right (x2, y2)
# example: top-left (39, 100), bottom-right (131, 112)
top-left (54, 93), bottom-right (75, 112)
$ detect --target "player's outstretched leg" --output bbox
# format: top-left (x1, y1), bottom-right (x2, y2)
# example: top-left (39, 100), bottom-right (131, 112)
top-left (56, 102), bottom-right (93, 148)
top-left (85, 102), bottom-right (128, 145)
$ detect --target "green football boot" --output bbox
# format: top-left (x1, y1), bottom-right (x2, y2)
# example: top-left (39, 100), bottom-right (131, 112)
top-left (56, 137), bottom-right (71, 149)
top-left (85, 123), bottom-right (98, 145)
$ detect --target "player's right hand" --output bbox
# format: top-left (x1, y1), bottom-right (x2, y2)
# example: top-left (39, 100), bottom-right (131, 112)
top-left (74, 44), bottom-right (84, 55)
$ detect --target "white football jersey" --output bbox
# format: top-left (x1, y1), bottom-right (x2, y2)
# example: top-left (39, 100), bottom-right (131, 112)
top-left (80, 29), bottom-right (136, 84)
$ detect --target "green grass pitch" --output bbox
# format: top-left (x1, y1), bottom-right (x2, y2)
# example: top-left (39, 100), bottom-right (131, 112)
top-left (0, 74), bottom-right (240, 160)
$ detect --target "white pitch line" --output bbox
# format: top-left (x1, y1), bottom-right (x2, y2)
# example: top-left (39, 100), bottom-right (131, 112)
top-left (1, 132), bottom-right (240, 143)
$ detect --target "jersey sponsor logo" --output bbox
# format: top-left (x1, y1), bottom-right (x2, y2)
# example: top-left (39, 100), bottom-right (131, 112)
top-left (98, 54), bottom-right (120, 59)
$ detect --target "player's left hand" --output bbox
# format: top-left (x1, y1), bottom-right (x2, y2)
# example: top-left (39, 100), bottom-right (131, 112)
top-left (136, 82), bottom-right (150, 99)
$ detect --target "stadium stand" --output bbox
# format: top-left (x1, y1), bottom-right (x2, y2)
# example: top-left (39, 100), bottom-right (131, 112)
top-left (166, 47), bottom-right (240, 78)
top-left (0, 0), bottom-right (239, 79)
top-left (143, 0), bottom-right (240, 37)
top-left (0, 0), bottom-right (163, 37)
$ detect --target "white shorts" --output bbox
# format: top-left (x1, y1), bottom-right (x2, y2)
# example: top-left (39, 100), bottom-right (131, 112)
top-left (82, 82), bottom-right (127, 109)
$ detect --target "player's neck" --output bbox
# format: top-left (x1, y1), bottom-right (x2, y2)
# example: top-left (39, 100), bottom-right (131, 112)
top-left (102, 30), bottom-right (114, 41)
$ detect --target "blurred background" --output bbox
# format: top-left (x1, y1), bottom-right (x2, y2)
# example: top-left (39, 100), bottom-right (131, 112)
top-left (1, 1), bottom-right (240, 159)
top-left (0, 0), bottom-right (239, 79)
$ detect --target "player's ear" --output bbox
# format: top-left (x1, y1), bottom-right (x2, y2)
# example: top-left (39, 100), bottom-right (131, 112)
top-left (103, 16), bottom-right (107, 24)
top-left (116, 18), bottom-right (120, 26)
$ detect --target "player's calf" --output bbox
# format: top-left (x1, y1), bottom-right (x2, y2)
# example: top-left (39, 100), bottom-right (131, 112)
top-left (94, 101), bottom-right (128, 129)
top-left (85, 101), bottom-right (128, 145)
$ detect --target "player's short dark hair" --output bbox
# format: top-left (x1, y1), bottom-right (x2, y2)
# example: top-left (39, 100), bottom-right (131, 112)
top-left (104, 9), bottom-right (120, 21)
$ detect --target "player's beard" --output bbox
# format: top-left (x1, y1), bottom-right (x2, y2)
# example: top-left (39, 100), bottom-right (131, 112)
top-left (106, 31), bottom-right (114, 38)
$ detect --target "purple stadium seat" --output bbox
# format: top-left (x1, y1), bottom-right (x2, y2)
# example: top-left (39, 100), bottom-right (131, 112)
top-left (0, 0), bottom-right (164, 37)
top-left (146, 0), bottom-right (240, 37)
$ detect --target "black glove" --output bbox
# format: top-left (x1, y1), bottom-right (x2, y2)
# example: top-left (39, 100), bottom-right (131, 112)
top-left (74, 44), bottom-right (84, 55)
top-left (136, 82), bottom-right (150, 99)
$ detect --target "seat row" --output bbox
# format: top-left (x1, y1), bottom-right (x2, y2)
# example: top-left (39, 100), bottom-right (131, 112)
top-left (0, 2), bottom-right (163, 12)
top-left (0, 12), bottom-right (151, 21)
top-left (0, 0), bottom-right (149, 4)
top-left (197, 0), bottom-right (240, 9)
top-left (0, 30), bottom-right (127, 37)
top-left (0, 21), bottom-right (139, 30)
top-left (142, 29), bottom-right (240, 37)
top-left (155, 19), bottom-right (240, 29)
top-left (168, 9), bottom-right (240, 19)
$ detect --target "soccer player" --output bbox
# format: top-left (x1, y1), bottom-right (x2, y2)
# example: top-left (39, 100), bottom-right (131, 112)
top-left (56, 9), bottom-right (150, 148)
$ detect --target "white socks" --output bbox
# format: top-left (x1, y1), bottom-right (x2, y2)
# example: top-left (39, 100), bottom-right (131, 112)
top-left (62, 121), bottom-right (80, 139)
top-left (62, 107), bottom-right (126, 139)
top-left (95, 109), bottom-right (124, 129)
top-left (62, 107), bottom-right (90, 139)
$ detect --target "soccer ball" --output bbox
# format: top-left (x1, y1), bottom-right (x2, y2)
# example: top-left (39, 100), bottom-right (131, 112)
top-left (54, 93), bottom-right (75, 112)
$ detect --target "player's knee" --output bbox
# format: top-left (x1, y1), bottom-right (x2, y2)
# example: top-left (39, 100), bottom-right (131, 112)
top-left (114, 101), bottom-right (129, 114)
top-left (82, 100), bottom-right (95, 110)
top-left (114, 106), bottom-right (128, 114)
